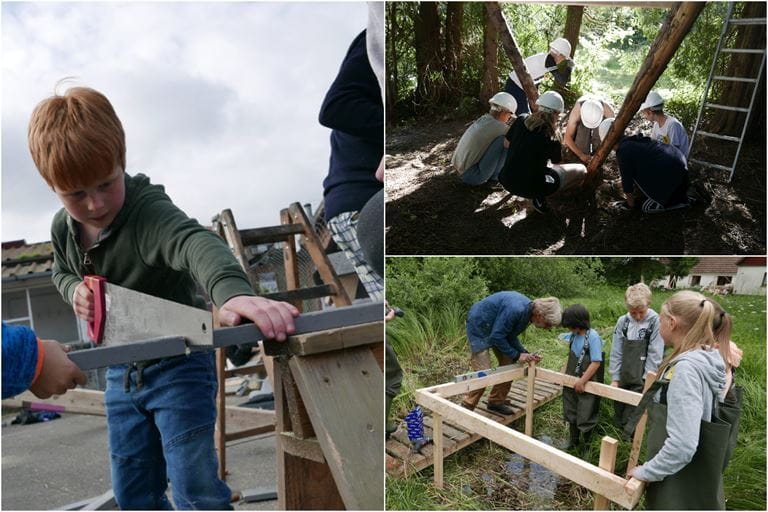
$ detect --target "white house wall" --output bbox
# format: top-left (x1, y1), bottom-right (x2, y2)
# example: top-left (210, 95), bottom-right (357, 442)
top-left (733, 267), bottom-right (767, 295)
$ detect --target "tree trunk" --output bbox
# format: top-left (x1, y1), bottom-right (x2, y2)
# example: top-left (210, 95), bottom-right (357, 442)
top-left (587, 2), bottom-right (706, 182)
top-left (485, 1), bottom-right (539, 111)
top-left (386, 1), bottom-right (398, 123)
top-left (415, 1), bottom-right (444, 106)
top-left (444, 2), bottom-right (464, 95)
top-left (480, 5), bottom-right (499, 104)
top-left (563, 5), bottom-right (584, 60)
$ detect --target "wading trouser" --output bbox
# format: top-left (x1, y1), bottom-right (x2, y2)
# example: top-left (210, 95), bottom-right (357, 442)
top-left (614, 337), bottom-right (648, 430)
top-left (562, 347), bottom-right (604, 434)
top-left (626, 376), bottom-right (730, 511)
top-left (719, 383), bottom-right (744, 470)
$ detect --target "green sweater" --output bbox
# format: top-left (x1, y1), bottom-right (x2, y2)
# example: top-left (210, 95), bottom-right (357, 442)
top-left (51, 173), bottom-right (254, 310)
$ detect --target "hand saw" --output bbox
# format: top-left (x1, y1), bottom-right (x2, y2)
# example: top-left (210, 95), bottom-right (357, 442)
top-left (70, 275), bottom-right (383, 371)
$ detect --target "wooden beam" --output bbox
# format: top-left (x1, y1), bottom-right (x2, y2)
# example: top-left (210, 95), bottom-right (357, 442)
top-left (627, 372), bottom-right (656, 473)
top-left (277, 321), bottom-right (383, 357)
top-left (279, 432), bottom-right (325, 464)
top-left (535, 368), bottom-right (642, 405)
top-left (525, 362), bottom-right (536, 436)
top-left (280, 209), bottom-right (303, 311)
top-left (215, 319), bottom-right (228, 480)
top-left (415, 390), bottom-right (645, 510)
top-left (424, 366), bottom-right (527, 398)
top-left (2, 388), bottom-right (105, 416)
top-left (433, 413), bottom-right (444, 489)
top-left (223, 406), bottom-right (276, 434)
top-left (485, 2), bottom-right (540, 111)
top-left (587, 2), bottom-right (706, 180)
top-left (239, 223), bottom-right (305, 246)
top-left (594, 436), bottom-right (619, 510)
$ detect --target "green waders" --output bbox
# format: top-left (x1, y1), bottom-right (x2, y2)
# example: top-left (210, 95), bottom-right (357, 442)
top-left (626, 368), bottom-right (731, 510)
top-left (720, 382), bottom-right (744, 470)
top-left (614, 320), bottom-right (652, 430)
top-left (385, 340), bottom-right (404, 437)
top-left (562, 332), bottom-right (604, 442)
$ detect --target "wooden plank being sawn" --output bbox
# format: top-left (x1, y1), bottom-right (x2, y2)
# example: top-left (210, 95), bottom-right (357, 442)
top-left (288, 344), bottom-right (384, 510)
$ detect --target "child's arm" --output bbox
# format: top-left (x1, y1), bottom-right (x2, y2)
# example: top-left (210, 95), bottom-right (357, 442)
top-left (609, 318), bottom-right (624, 386)
top-left (51, 215), bottom-right (91, 319)
top-left (645, 316), bottom-right (665, 377)
top-left (575, 361), bottom-right (601, 393)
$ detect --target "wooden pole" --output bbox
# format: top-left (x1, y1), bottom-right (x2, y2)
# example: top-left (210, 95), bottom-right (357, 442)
top-left (525, 362), bottom-right (536, 436)
top-left (434, 412), bottom-right (444, 488)
top-left (485, 1), bottom-right (540, 111)
top-left (586, 2), bottom-right (706, 182)
top-left (594, 436), bottom-right (619, 510)
top-left (627, 371), bottom-right (657, 473)
top-left (213, 307), bottom-right (227, 481)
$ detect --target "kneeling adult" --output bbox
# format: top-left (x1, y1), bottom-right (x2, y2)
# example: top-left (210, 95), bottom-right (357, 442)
top-left (451, 92), bottom-right (517, 186)
top-left (499, 91), bottom-right (587, 214)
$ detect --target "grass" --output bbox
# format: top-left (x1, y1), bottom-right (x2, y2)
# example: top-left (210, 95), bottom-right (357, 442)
top-left (386, 287), bottom-right (766, 510)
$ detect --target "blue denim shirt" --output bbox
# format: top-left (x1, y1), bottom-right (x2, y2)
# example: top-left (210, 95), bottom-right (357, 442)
top-left (466, 291), bottom-right (532, 359)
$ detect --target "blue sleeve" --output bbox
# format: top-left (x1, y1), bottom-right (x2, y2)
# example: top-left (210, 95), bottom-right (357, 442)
top-left (2, 323), bottom-right (39, 399)
top-left (489, 308), bottom-right (524, 360)
top-left (589, 330), bottom-right (603, 362)
top-left (318, 30), bottom-right (383, 140)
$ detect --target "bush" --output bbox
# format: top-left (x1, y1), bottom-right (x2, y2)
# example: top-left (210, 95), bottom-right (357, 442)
top-left (476, 257), bottom-right (605, 298)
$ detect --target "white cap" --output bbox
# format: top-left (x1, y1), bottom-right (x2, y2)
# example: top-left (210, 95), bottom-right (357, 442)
top-left (639, 91), bottom-right (664, 111)
top-left (549, 38), bottom-right (572, 58)
top-left (598, 117), bottom-right (615, 142)
top-left (536, 91), bottom-right (565, 114)
top-left (580, 99), bottom-right (604, 129)
top-left (489, 91), bottom-right (517, 113)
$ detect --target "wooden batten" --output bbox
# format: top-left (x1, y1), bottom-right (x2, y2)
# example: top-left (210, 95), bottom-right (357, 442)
top-left (525, 362), bottom-right (536, 436)
top-left (415, 390), bottom-right (644, 510)
top-left (535, 367), bottom-right (642, 405)
top-left (3, 389), bottom-right (105, 416)
top-left (594, 436), bottom-right (619, 510)
top-left (286, 322), bottom-right (383, 356)
top-left (425, 366), bottom-right (527, 398)
top-left (627, 372), bottom-right (657, 472)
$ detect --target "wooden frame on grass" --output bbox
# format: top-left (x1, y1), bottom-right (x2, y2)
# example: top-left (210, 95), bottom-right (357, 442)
top-left (415, 363), bottom-right (655, 510)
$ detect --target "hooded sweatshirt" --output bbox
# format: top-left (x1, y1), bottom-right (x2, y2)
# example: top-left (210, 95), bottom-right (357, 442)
top-left (51, 173), bottom-right (254, 311)
top-left (634, 348), bottom-right (726, 482)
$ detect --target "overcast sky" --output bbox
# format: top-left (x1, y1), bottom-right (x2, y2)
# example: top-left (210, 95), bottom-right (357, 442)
top-left (1, 2), bottom-right (369, 243)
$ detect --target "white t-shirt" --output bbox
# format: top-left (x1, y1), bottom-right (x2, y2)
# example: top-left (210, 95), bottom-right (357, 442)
top-left (651, 115), bottom-right (689, 160)
top-left (508, 53), bottom-right (549, 88)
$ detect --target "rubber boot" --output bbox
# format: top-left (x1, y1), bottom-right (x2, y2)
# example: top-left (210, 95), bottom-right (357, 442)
top-left (581, 428), bottom-right (594, 457)
top-left (567, 422), bottom-right (580, 450)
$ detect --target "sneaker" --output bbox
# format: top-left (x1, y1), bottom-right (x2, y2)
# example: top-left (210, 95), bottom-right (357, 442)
top-left (610, 199), bottom-right (632, 211)
top-left (531, 198), bottom-right (550, 214)
top-left (487, 403), bottom-right (516, 416)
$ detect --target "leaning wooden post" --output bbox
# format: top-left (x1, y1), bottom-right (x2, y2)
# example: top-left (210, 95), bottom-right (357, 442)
top-left (485, 1), bottom-right (539, 111)
top-left (433, 412), bottom-right (444, 488)
top-left (627, 371), bottom-right (657, 473)
top-left (525, 361), bottom-right (536, 436)
top-left (586, 2), bottom-right (705, 183)
top-left (594, 436), bottom-right (619, 510)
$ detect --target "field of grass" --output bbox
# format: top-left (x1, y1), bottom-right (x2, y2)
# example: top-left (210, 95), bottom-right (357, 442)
top-left (386, 287), bottom-right (766, 510)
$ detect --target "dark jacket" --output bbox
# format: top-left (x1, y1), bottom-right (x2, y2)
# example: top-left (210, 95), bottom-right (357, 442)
top-left (320, 30), bottom-right (383, 220)
top-left (466, 291), bottom-right (532, 360)
top-left (499, 115), bottom-right (563, 198)
top-left (2, 323), bottom-right (39, 398)
top-left (616, 135), bottom-right (688, 206)
top-left (51, 173), bottom-right (254, 310)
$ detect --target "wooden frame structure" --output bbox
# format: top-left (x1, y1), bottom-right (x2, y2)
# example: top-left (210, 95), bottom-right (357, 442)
top-left (415, 363), bottom-right (657, 510)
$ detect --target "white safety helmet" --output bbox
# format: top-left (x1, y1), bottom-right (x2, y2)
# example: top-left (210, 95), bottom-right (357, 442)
top-left (580, 99), bottom-right (604, 129)
top-left (549, 38), bottom-right (572, 58)
top-left (639, 91), bottom-right (664, 112)
top-left (489, 91), bottom-right (517, 113)
top-left (598, 117), bottom-right (615, 142)
top-left (536, 91), bottom-right (565, 114)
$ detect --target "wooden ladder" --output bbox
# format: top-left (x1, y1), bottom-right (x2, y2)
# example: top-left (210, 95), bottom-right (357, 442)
top-left (211, 203), bottom-right (352, 481)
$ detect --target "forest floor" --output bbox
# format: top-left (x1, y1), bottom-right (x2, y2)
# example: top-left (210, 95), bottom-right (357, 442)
top-left (385, 112), bottom-right (766, 255)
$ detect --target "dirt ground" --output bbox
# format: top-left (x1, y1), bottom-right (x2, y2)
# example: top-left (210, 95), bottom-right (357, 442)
top-left (385, 113), bottom-right (766, 255)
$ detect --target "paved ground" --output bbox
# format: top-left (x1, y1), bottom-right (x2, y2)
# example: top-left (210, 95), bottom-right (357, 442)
top-left (2, 409), bottom-right (277, 510)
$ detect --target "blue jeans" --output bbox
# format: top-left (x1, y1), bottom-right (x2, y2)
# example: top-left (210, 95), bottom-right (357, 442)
top-left (462, 136), bottom-right (508, 186)
top-left (503, 78), bottom-right (532, 116)
top-left (105, 351), bottom-right (232, 510)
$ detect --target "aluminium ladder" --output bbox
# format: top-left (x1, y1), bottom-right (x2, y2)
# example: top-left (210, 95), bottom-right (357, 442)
top-left (688, 2), bottom-right (766, 182)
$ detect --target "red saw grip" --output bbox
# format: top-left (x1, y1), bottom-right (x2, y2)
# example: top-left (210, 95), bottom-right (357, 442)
top-left (84, 275), bottom-right (107, 344)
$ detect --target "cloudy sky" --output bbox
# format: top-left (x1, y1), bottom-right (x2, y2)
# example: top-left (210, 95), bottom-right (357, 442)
top-left (2, 2), bottom-right (369, 243)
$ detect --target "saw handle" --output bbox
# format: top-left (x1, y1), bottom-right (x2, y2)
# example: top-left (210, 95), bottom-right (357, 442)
top-left (84, 275), bottom-right (107, 344)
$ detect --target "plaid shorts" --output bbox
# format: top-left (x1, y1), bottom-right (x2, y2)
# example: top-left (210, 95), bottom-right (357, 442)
top-left (328, 211), bottom-right (383, 301)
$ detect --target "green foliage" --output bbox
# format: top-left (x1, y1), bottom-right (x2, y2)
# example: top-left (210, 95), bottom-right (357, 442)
top-left (386, 257), bottom-right (488, 316)
top-left (600, 257), bottom-right (671, 286)
top-left (476, 257), bottom-right (605, 299)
